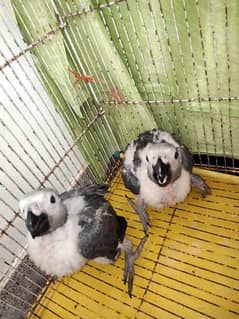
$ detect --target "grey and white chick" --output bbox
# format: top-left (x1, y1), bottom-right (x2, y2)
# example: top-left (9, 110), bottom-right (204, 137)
top-left (122, 129), bottom-right (211, 233)
top-left (19, 184), bottom-right (147, 297)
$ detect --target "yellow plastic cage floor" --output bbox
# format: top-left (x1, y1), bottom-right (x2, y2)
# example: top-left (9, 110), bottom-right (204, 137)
top-left (29, 168), bottom-right (239, 319)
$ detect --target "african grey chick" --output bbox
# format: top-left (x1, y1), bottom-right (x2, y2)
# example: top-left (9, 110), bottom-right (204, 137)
top-left (122, 129), bottom-right (211, 233)
top-left (19, 184), bottom-right (147, 297)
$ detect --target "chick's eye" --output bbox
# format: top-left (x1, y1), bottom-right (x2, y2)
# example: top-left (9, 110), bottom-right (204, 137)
top-left (50, 195), bottom-right (56, 204)
top-left (175, 150), bottom-right (179, 159)
top-left (146, 155), bottom-right (149, 162)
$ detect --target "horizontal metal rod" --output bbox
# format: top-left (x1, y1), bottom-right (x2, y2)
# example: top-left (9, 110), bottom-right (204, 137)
top-left (102, 96), bottom-right (239, 105)
top-left (62, 0), bottom-right (126, 19)
top-left (38, 108), bottom-right (105, 187)
top-left (0, 22), bottom-right (66, 71)
top-left (0, 0), bottom-right (126, 71)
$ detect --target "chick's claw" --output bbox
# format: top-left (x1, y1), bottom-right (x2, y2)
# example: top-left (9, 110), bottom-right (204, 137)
top-left (191, 174), bottom-right (211, 197)
top-left (123, 235), bottom-right (148, 298)
top-left (123, 255), bottom-right (134, 298)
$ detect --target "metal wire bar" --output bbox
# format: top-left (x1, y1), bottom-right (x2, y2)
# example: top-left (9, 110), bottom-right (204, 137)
top-left (0, 148), bottom-right (38, 191)
top-left (6, 16), bottom-right (99, 188)
top-left (62, 0), bottom-right (127, 20)
top-left (1, 288), bottom-right (37, 307)
top-left (4, 0), bottom-right (148, 152)
top-left (3, 259), bottom-right (98, 319)
top-left (0, 123), bottom-right (51, 188)
top-left (125, 2), bottom-right (155, 102)
top-left (102, 96), bottom-right (239, 104)
top-left (29, 294), bottom-right (66, 319)
top-left (78, 6), bottom-right (132, 146)
top-left (0, 9), bottom-right (84, 171)
top-left (5, 2), bottom-right (237, 101)
top-left (181, 0), bottom-right (209, 165)
top-left (58, 3), bottom-right (104, 104)
top-left (62, 13), bottom-right (115, 165)
top-left (46, 1), bottom-right (122, 177)
top-left (87, 258), bottom-right (235, 317)
top-left (0, 216), bottom-right (25, 238)
top-left (0, 20), bottom-right (66, 71)
top-left (99, 1), bottom-right (149, 143)
top-left (81, 104), bottom-right (112, 171)
top-left (48, 277), bottom-right (106, 318)
top-left (0, 108), bottom-right (103, 242)
top-left (38, 108), bottom-right (105, 187)
top-left (224, 0), bottom-right (235, 169)
top-left (168, 0), bottom-right (200, 152)
top-left (100, 3), bottom-right (134, 79)
top-left (13, 4), bottom-right (80, 127)
top-left (195, 163), bottom-right (239, 173)
top-left (33, 292), bottom-right (77, 318)
top-left (0, 179), bottom-right (21, 203)
top-left (59, 6), bottom-right (112, 168)
top-left (1, 95), bottom-right (80, 188)
top-left (0, 198), bottom-right (23, 222)
top-left (0, 87), bottom-right (66, 190)
top-left (68, 163), bottom-right (93, 187)
top-left (33, 1), bottom-right (91, 109)
top-left (0, 230), bottom-right (25, 249)
top-left (0, 300), bottom-right (33, 317)
top-left (132, 2), bottom-right (157, 101)
top-left (0, 15), bottom-right (82, 177)
top-left (157, 0), bottom-right (182, 138)
top-left (209, 1), bottom-right (227, 168)
top-left (195, 0), bottom-right (218, 163)
top-left (0, 84), bottom-right (80, 191)
top-left (137, 1), bottom-right (164, 99)
top-left (2, 259), bottom-right (102, 318)
top-left (0, 167), bottom-right (25, 196)
top-left (81, 108), bottom-right (116, 174)
top-left (0, 253), bottom-right (47, 292)
top-left (147, 1), bottom-right (176, 132)
top-left (0, 33), bottom-right (74, 188)
top-left (1, 135), bottom-right (101, 257)
top-left (88, 99), bottom-right (120, 163)
top-left (134, 1), bottom-right (166, 124)
top-left (3, 261), bottom-right (47, 294)
top-left (1, 2), bottom-right (238, 116)
top-left (94, 1), bottom-right (149, 146)
top-left (102, 2), bottom-right (160, 140)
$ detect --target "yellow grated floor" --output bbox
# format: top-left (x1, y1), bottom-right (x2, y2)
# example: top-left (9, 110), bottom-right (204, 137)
top-left (29, 168), bottom-right (239, 319)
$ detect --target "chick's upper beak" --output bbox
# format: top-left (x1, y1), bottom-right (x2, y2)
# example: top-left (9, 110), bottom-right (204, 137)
top-left (26, 211), bottom-right (50, 239)
top-left (152, 158), bottom-right (171, 187)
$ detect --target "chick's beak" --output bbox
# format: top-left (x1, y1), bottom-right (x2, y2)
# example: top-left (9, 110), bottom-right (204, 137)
top-left (26, 211), bottom-right (50, 239)
top-left (152, 158), bottom-right (171, 187)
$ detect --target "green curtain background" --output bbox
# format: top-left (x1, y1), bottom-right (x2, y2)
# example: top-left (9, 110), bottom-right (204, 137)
top-left (9, 0), bottom-right (239, 179)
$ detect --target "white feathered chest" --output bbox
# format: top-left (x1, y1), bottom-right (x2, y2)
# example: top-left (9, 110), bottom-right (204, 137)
top-left (27, 214), bottom-right (87, 277)
top-left (136, 167), bottom-right (191, 208)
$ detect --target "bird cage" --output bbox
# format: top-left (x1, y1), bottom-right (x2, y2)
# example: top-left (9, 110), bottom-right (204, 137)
top-left (1, 0), bottom-right (239, 318)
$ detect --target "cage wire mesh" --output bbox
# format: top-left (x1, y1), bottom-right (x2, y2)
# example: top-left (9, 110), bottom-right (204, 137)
top-left (0, 0), bottom-right (239, 318)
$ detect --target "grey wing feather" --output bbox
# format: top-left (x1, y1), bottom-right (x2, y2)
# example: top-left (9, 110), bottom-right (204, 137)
top-left (78, 204), bottom-right (127, 261)
top-left (60, 184), bottom-right (108, 201)
top-left (179, 144), bottom-right (194, 173)
top-left (122, 168), bottom-right (140, 195)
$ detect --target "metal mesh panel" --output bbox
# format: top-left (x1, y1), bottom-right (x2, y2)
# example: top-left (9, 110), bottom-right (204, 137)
top-left (0, 1), bottom-right (239, 318)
